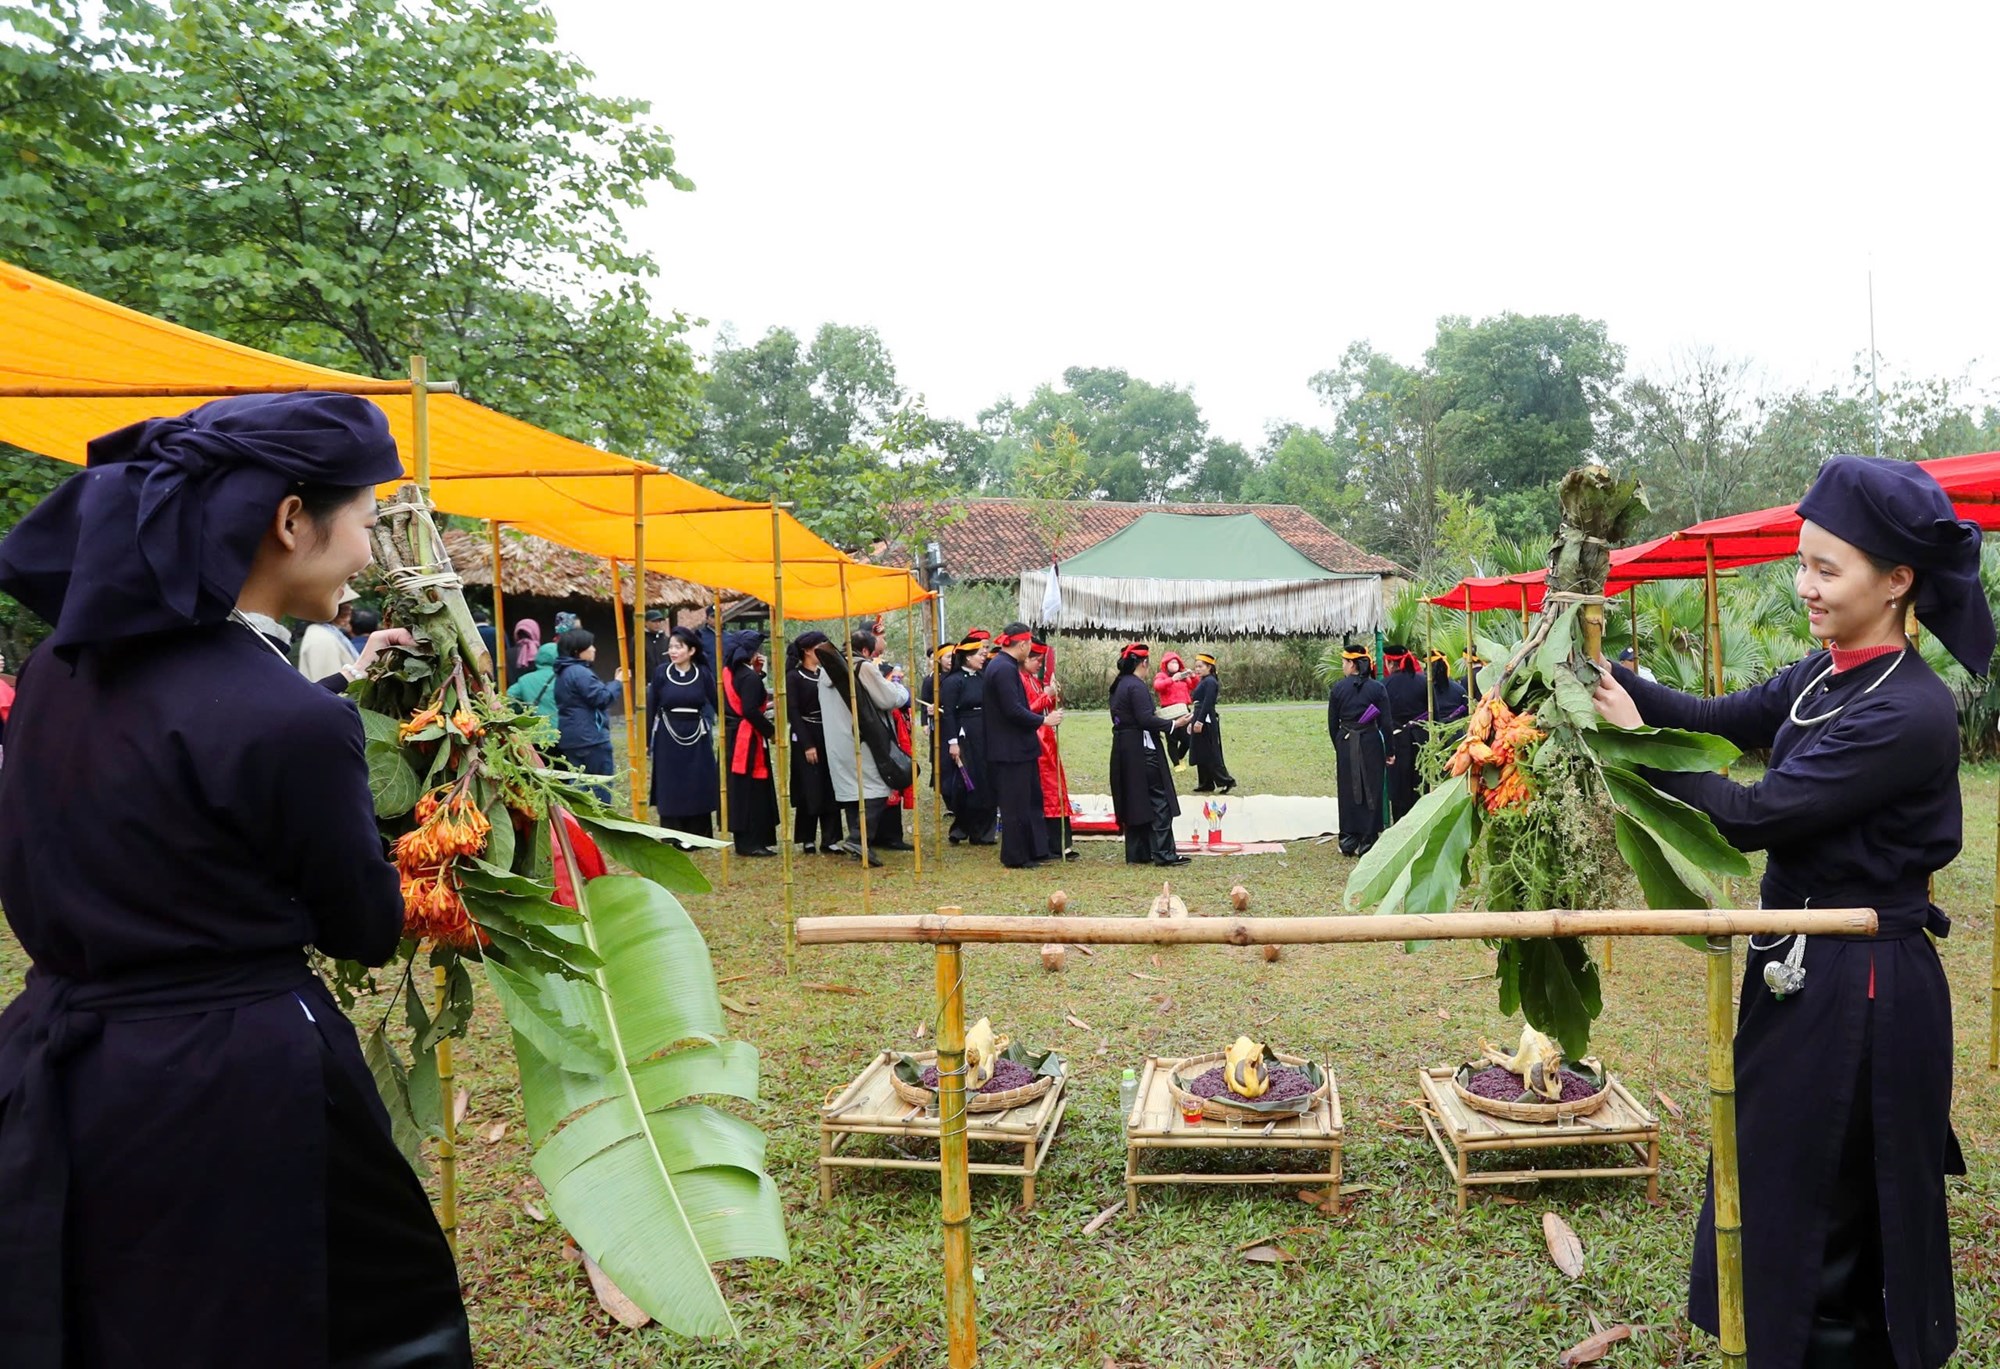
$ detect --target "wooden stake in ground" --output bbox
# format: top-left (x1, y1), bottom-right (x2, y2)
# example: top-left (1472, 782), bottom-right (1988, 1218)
top-left (1707, 935), bottom-right (1746, 1365)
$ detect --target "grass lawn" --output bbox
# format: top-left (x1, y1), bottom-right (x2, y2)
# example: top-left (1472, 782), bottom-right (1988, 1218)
top-left (4, 703), bottom-right (1996, 1367)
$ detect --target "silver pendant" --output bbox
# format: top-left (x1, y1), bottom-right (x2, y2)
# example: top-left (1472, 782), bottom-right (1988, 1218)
top-left (1762, 933), bottom-right (1808, 1000)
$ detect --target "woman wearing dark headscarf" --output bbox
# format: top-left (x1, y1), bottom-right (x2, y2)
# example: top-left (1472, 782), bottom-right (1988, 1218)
top-left (785, 630), bottom-right (842, 853)
top-left (1592, 456), bottom-right (1989, 1369)
top-left (1381, 644), bottom-right (1429, 821)
top-left (939, 632), bottom-right (997, 844)
top-left (1186, 651), bottom-right (1237, 795)
top-left (648, 624), bottom-right (717, 841)
top-left (1109, 642), bottom-right (1191, 866)
top-left (1428, 649), bottom-right (1469, 722)
top-left (1327, 644), bottom-right (1392, 856)
top-left (0, 394), bottom-right (471, 1367)
top-left (721, 629), bottom-right (778, 857)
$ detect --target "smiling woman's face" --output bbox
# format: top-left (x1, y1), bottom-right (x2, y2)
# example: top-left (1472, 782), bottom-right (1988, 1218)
top-left (1794, 519), bottom-right (1913, 648)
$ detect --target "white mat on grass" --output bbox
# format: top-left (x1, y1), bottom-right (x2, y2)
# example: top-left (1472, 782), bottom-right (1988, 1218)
top-left (1068, 793), bottom-right (1341, 844)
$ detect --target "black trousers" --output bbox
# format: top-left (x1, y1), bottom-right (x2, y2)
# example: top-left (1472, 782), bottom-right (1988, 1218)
top-left (992, 759), bottom-right (1051, 867)
top-left (794, 807), bottom-right (841, 849)
top-left (1335, 727), bottom-right (1386, 852)
top-left (1123, 753), bottom-right (1179, 864)
top-left (1805, 1013), bottom-right (1893, 1367)
top-left (841, 798), bottom-right (887, 848)
top-left (1044, 814), bottom-right (1070, 855)
top-left (1165, 727), bottom-right (1190, 766)
top-left (873, 802), bottom-right (905, 847)
top-left (658, 812), bottom-right (713, 846)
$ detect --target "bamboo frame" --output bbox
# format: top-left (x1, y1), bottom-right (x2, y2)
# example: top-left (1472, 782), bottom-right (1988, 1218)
top-left (1708, 936), bottom-right (1746, 1365)
top-left (907, 603), bottom-right (923, 878)
top-left (839, 564), bottom-right (873, 911)
top-left (714, 583), bottom-right (730, 888)
top-left (0, 380), bottom-right (458, 397)
top-left (1416, 1067), bottom-right (1656, 1213)
top-left (770, 505), bottom-right (795, 972)
top-left (1704, 540), bottom-right (1724, 698)
top-left (607, 560), bottom-right (641, 819)
top-left (632, 475), bottom-right (649, 818)
top-left (798, 907), bottom-right (1870, 1369)
top-left (934, 938), bottom-right (978, 1367)
top-left (489, 521), bottom-right (508, 691)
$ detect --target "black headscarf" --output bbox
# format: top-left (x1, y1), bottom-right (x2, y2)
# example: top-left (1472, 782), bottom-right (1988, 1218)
top-left (668, 625), bottom-right (707, 666)
top-left (724, 629), bottom-right (766, 670)
top-left (787, 629), bottom-right (829, 675)
top-left (0, 392), bottom-right (402, 657)
top-left (1796, 455), bottom-right (1995, 674)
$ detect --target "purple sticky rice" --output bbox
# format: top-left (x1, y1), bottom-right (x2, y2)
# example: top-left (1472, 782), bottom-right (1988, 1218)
top-left (919, 1058), bottom-right (1039, 1095)
top-left (1465, 1064), bottom-right (1599, 1104)
top-left (1185, 1063), bottom-right (1316, 1102)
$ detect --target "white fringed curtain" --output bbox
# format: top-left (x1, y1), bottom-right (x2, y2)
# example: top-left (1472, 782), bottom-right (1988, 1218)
top-left (1017, 568), bottom-right (1383, 637)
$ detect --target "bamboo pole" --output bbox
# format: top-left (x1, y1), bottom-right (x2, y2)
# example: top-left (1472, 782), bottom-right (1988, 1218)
top-left (0, 380), bottom-right (458, 398)
top-left (935, 936), bottom-right (978, 1369)
top-left (607, 560), bottom-right (642, 819)
top-left (714, 583), bottom-right (730, 888)
top-left (840, 564), bottom-right (872, 912)
top-left (1705, 540), bottom-right (1723, 698)
top-left (1518, 584), bottom-right (1530, 634)
top-left (1707, 935), bottom-right (1747, 1366)
top-left (908, 601), bottom-right (923, 878)
top-left (1990, 771), bottom-right (1998, 1069)
top-left (1629, 585), bottom-right (1639, 658)
top-left (797, 907), bottom-right (1875, 947)
top-left (433, 962), bottom-right (458, 1256)
top-left (770, 505), bottom-right (795, 972)
top-left (489, 521), bottom-right (508, 691)
top-left (633, 474), bottom-right (649, 820)
top-left (932, 620), bottom-right (947, 865)
top-left (1463, 586), bottom-right (1476, 696)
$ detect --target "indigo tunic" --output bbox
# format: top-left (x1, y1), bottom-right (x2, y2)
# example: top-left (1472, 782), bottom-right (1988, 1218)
top-left (0, 624), bottom-right (470, 1368)
top-left (1618, 648), bottom-right (1962, 1369)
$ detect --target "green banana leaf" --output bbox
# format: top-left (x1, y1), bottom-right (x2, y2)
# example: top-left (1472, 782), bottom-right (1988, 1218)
top-left (1344, 779), bottom-right (1467, 910)
top-left (1601, 765), bottom-right (1751, 877)
top-left (575, 812), bottom-right (721, 893)
top-left (1585, 725), bottom-right (1741, 773)
top-left (1612, 812), bottom-right (1720, 951)
top-left (505, 872), bottom-right (786, 1340)
top-left (1170, 1047), bottom-right (1326, 1116)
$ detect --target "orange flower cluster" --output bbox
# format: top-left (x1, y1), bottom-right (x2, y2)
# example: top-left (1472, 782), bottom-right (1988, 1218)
top-left (1447, 694), bottom-right (1545, 814)
top-left (395, 792), bottom-right (492, 950)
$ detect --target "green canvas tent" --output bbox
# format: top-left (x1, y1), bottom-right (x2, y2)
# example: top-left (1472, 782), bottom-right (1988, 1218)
top-left (1016, 511), bottom-right (1385, 637)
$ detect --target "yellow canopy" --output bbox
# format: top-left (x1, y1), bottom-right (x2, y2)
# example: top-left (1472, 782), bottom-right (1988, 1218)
top-left (0, 259), bottom-right (925, 619)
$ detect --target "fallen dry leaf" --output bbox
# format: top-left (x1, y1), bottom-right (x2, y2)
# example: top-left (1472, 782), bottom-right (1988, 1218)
top-left (1337, 1181), bottom-right (1383, 1197)
top-left (716, 972), bottom-right (752, 985)
top-left (1558, 1324), bottom-right (1633, 1366)
top-left (1297, 1188), bottom-right (1328, 1207)
top-left (1128, 970), bottom-right (1166, 983)
top-left (1485, 1193), bottom-right (1525, 1206)
top-left (719, 994), bottom-right (759, 1015)
top-left (1655, 1089), bottom-right (1684, 1120)
top-left (1149, 953), bottom-right (1161, 969)
top-left (1065, 1012), bottom-right (1093, 1031)
top-left (1238, 1243), bottom-right (1295, 1264)
top-left (1436, 1006), bottom-right (1451, 1020)
top-left (914, 1021), bottom-right (929, 1040)
top-left (522, 1199), bottom-right (547, 1222)
top-left (1152, 996), bottom-right (1177, 1015)
top-left (482, 1121), bottom-right (507, 1143)
top-left (862, 1342), bottom-right (910, 1369)
top-left (802, 982), bottom-right (866, 996)
top-left (1081, 1201), bottom-right (1123, 1236)
top-left (452, 1089), bottom-right (469, 1128)
top-left (1068, 943), bottom-right (1096, 957)
top-left (1543, 1212), bottom-right (1585, 1278)
top-left (580, 1249), bottom-right (653, 1328)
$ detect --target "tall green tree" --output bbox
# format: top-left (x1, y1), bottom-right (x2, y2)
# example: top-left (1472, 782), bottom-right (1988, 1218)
top-left (1309, 342), bottom-right (1457, 570)
top-left (1425, 312), bottom-right (1626, 494)
top-left (999, 366), bottom-right (1209, 501)
top-left (685, 323), bottom-right (904, 489)
top-left (0, 0), bottom-right (702, 454)
top-left (1241, 424), bottom-right (1366, 540)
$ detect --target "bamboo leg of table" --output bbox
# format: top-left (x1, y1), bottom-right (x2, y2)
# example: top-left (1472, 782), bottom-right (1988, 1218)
top-left (1456, 1144), bottom-right (1468, 1215)
top-left (819, 1126), bottom-right (836, 1205)
top-left (1125, 1142), bottom-right (1139, 1215)
top-left (1647, 1135), bottom-right (1660, 1204)
top-left (1021, 1140), bottom-right (1035, 1210)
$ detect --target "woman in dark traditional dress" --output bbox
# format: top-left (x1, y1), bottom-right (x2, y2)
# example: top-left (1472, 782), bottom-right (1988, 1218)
top-left (1024, 640), bottom-right (1076, 860)
top-left (648, 625), bottom-right (717, 840)
top-left (1109, 642), bottom-right (1191, 866)
top-left (784, 630), bottom-right (841, 853)
top-left (1186, 651), bottom-right (1237, 794)
top-left (1428, 649), bottom-right (1469, 722)
top-left (721, 629), bottom-right (778, 857)
top-left (0, 394), bottom-right (472, 1368)
top-left (1593, 456), bottom-right (1986, 1369)
top-left (1327, 645), bottom-right (1392, 856)
top-left (1381, 644), bottom-right (1429, 821)
top-left (939, 634), bottom-right (997, 845)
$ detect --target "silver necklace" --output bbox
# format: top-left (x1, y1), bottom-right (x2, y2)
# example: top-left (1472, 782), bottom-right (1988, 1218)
top-left (229, 609), bottom-right (289, 661)
top-left (1787, 642), bottom-right (1908, 728)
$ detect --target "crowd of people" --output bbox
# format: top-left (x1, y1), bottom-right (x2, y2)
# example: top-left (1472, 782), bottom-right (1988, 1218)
top-left (1327, 642), bottom-right (1470, 857)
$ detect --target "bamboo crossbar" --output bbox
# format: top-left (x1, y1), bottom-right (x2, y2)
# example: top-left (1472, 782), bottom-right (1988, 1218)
top-left (0, 380), bottom-right (459, 397)
top-left (796, 908), bottom-right (1876, 947)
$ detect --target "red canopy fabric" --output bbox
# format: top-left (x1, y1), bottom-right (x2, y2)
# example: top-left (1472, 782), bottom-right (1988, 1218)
top-left (1428, 451), bottom-right (2000, 611)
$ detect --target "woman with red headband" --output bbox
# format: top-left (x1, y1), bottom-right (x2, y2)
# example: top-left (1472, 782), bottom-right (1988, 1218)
top-left (1110, 642), bottom-right (1191, 865)
top-left (939, 631), bottom-right (997, 844)
top-left (1381, 643), bottom-right (1429, 821)
top-left (1327, 643), bottom-right (1392, 856)
top-left (1025, 640), bottom-right (1077, 859)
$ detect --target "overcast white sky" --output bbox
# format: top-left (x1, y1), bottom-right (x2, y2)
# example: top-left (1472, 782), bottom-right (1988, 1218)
top-left (546, 2), bottom-right (2000, 448)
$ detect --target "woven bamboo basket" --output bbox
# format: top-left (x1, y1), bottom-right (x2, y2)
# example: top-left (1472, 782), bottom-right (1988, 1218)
top-left (1169, 1049), bottom-right (1329, 1122)
top-left (891, 1050), bottom-right (1057, 1113)
top-left (1452, 1057), bottom-right (1612, 1123)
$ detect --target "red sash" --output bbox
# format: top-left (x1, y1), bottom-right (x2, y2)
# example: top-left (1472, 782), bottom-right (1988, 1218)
top-left (721, 667), bottom-right (770, 779)
top-left (892, 704), bottom-right (916, 809)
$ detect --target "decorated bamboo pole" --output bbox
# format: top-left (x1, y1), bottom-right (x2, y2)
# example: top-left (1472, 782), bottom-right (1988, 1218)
top-left (934, 932), bottom-right (978, 1369)
top-left (409, 352), bottom-right (460, 1258)
top-left (1707, 934), bottom-right (1747, 1366)
top-left (608, 560), bottom-right (642, 818)
top-left (1628, 584), bottom-right (1639, 657)
top-left (1518, 584), bottom-right (1530, 634)
top-left (489, 521), bottom-right (508, 691)
top-left (1990, 779), bottom-right (1998, 1069)
top-left (770, 504), bottom-right (795, 971)
top-left (1704, 541), bottom-right (1723, 698)
top-left (714, 582), bottom-right (730, 888)
top-left (932, 613), bottom-right (946, 867)
top-left (908, 599), bottom-right (923, 878)
top-left (839, 563), bottom-right (872, 911)
top-left (632, 474), bottom-right (649, 822)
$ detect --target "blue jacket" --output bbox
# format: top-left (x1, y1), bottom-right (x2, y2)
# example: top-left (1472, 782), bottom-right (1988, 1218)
top-left (551, 655), bottom-right (620, 753)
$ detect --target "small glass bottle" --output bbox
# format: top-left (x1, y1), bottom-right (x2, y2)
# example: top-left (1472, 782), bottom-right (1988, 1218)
top-left (1118, 1067), bottom-right (1140, 1120)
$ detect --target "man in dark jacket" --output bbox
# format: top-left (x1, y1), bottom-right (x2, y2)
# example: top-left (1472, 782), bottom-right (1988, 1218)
top-left (981, 622), bottom-right (1062, 868)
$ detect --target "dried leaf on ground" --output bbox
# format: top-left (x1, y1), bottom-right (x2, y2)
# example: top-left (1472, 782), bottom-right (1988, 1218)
top-left (862, 1342), bottom-right (911, 1369)
top-left (802, 981), bottom-right (866, 996)
top-left (1069, 943), bottom-right (1096, 957)
top-left (1558, 1324), bottom-right (1633, 1365)
top-left (521, 1198), bottom-right (547, 1221)
top-left (1150, 954), bottom-right (1161, 969)
top-left (1436, 1007), bottom-right (1451, 1020)
top-left (580, 1249), bottom-right (653, 1328)
top-left (482, 1120), bottom-right (507, 1143)
top-left (914, 1021), bottom-right (929, 1040)
top-left (1128, 971), bottom-right (1166, 983)
top-left (1065, 1012), bottom-right (1093, 1031)
top-left (452, 1089), bottom-right (469, 1127)
top-left (1082, 1201), bottom-right (1123, 1236)
top-left (1543, 1212), bottom-right (1585, 1278)
top-left (1655, 1089), bottom-right (1684, 1120)
top-left (1238, 1242), bottom-right (1295, 1264)
top-left (717, 972), bottom-right (752, 985)
top-left (1297, 1188), bottom-right (1328, 1207)
top-left (719, 994), bottom-right (759, 1015)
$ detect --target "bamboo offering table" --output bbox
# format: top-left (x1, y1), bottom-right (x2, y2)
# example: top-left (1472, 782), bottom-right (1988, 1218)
top-left (1416, 1066), bottom-right (1659, 1213)
top-left (1124, 1055), bottom-right (1342, 1213)
top-left (818, 1051), bottom-right (1070, 1211)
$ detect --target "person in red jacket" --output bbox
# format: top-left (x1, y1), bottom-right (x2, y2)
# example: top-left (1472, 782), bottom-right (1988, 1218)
top-left (1024, 639), bottom-right (1076, 860)
top-left (1153, 650), bottom-right (1196, 771)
